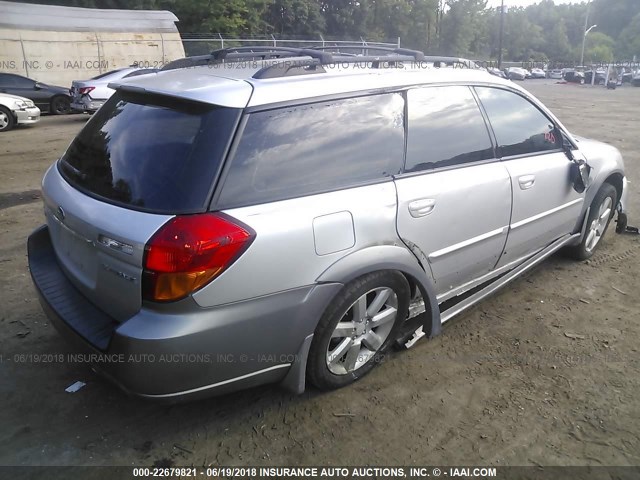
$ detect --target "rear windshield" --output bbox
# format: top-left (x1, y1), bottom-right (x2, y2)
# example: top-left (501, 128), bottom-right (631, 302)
top-left (58, 91), bottom-right (240, 213)
top-left (90, 69), bottom-right (125, 80)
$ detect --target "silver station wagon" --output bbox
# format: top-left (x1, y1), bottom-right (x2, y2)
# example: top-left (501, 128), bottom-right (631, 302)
top-left (28, 46), bottom-right (628, 401)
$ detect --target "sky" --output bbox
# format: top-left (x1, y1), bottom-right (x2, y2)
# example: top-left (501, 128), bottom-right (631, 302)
top-left (486, 0), bottom-right (584, 7)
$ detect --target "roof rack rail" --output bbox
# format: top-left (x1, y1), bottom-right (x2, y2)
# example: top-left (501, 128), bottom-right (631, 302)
top-left (208, 46), bottom-right (334, 63)
top-left (311, 45), bottom-right (425, 61)
top-left (160, 45), bottom-right (479, 79)
top-left (160, 48), bottom-right (308, 71)
top-left (421, 56), bottom-right (480, 69)
top-left (252, 54), bottom-right (421, 79)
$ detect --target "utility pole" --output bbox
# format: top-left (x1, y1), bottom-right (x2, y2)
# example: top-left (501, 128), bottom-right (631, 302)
top-left (497, 0), bottom-right (505, 69)
top-left (580, 0), bottom-right (592, 67)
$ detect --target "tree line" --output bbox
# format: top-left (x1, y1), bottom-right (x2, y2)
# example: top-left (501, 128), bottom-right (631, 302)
top-left (19, 0), bottom-right (640, 62)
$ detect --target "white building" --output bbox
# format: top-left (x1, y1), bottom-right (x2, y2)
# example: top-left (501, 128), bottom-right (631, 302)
top-left (0, 1), bottom-right (185, 86)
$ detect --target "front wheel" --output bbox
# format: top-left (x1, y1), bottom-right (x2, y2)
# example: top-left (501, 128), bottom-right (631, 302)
top-left (0, 106), bottom-right (15, 132)
top-left (51, 96), bottom-right (71, 115)
top-left (566, 184), bottom-right (618, 260)
top-left (306, 271), bottom-right (410, 390)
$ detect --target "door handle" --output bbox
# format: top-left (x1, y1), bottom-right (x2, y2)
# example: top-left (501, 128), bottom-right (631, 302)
top-left (408, 198), bottom-right (436, 218)
top-left (518, 175), bottom-right (536, 190)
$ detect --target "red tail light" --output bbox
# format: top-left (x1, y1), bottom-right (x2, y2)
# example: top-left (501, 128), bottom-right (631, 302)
top-left (78, 87), bottom-right (95, 95)
top-left (143, 213), bottom-right (255, 302)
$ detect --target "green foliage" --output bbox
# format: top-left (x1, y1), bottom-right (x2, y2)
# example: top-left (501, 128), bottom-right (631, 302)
top-left (13, 0), bottom-right (640, 61)
top-left (616, 13), bottom-right (640, 60)
top-left (583, 32), bottom-right (615, 63)
top-left (439, 0), bottom-right (488, 56)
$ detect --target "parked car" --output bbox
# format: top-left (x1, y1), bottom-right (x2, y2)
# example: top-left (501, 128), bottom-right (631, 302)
top-left (506, 66), bottom-right (527, 80)
top-left (530, 68), bottom-right (546, 79)
top-left (486, 67), bottom-right (507, 79)
top-left (632, 71), bottom-right (640, 87)
top-left (547, 69), bottom-right (563, 80)
top-left (70, 67), bottom-right (157, 113)
top-left (0, 92), bottom-right (40, 132)
top-left (563, 69), bottom-right (585, 84)
top-left (0, 73), bottom-right (70, 114)
top-left (585, 69), bottom-right (607, 85)
top-left (27, 46), bottom-right (628, 401)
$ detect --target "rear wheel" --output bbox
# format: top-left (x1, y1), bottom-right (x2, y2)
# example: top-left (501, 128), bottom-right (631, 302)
top-left (566, 184), bottom-right (617, 260)
top-left (0, 106), bottom-right (14, 132)
top-left (51, 96), bottom-right (71, 115)
top-left (307, 271), bottom-right (410, 390)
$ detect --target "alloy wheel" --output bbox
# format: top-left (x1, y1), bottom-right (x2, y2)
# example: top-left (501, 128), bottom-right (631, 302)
top-left (326, 287), bottom-right (398, 375)
top-left (585, 196), bottom-right (613, 253)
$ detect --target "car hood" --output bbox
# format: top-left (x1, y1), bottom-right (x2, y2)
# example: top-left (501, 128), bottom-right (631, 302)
top-left (0, 92), bottom-right (34, 102)
top-left (574, 136), bottom-right (623, 167)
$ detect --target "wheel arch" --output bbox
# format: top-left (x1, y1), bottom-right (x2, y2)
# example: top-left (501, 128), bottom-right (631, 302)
top-left (572, 169), bottom-right (625, 239)
top-left (280, 245), bottom-right (442, 395)
top-left (604, 172), bottom-right (624, 206)
top-left (315, 244), bottom-right (441, 338)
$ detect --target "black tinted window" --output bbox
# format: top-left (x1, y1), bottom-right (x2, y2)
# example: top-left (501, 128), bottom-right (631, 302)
top-left (218, 93), bottom-right (405, 207)
top-left (0, 74), bottom-right (16, 87)
top-left (475, 87), bottom-right (562, 157)
top-left (406, 86), bottom-right (494, 172)
top-left (59, 92), bottom-right (240, 213)
top-left (13, 75), bottom-right (34, 87)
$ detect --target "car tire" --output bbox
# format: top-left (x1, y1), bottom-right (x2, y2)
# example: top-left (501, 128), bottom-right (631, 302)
top-left (0, 106), bottom-right (15, 132)
top-left (306, 271), bottom-right (410, 390)
top-left (50, 96), bottom-right (71, 115)
top-left (566, 183), bottom-right (618, 260)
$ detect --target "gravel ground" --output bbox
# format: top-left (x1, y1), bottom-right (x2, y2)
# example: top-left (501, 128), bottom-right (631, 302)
top-left (0, 81), bottom-right (639, 471)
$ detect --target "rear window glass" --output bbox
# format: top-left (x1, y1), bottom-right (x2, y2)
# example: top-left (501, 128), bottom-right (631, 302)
top-left (90, 69), bottom-right (125, 80)
top-left (217, 93), bottom-right (405, 208)
top-left (58, 92), bottom-right (240, 213)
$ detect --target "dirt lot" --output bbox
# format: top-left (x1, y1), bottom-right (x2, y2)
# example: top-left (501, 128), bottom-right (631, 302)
top-left (1, 81), bottom-right (639, 471)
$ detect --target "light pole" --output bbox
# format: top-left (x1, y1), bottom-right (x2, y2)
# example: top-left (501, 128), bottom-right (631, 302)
top-left (497, 0), bottom-right (505, 69)
top-left (579, 0), bottom-right (594, 67)
top-left (580, 24), bottom-right (597, 66)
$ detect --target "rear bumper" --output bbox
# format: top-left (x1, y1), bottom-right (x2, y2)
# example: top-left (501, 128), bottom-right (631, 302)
top-left (28, 225), bottom-right (341, 401)
top-left (70, 98), bottom-right (105, 112)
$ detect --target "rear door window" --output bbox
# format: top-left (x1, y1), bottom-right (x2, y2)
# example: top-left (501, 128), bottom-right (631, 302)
top-left (0, 74), bottom-right (18, 87)
top-left (216, 93), bottom-right (405, 208)
top-left (475, 87), bottom-right (562, 157)
top-left (58, 91), bottom-right (241, 213)
top-left (405, 86), bottom-right (494, 172)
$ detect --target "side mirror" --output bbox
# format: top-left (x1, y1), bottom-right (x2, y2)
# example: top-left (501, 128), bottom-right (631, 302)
top-left (34, 82), bottom-right (44, 90)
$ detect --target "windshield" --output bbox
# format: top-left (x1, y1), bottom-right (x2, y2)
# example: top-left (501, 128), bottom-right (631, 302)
top-left (58, 91), bottom-right (241, 213)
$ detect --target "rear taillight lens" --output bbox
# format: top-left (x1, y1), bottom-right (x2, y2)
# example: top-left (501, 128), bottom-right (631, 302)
top-left (78, 87), bottom-right (95, 95)
top-left (143, 213), bottom-right (255, 302)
